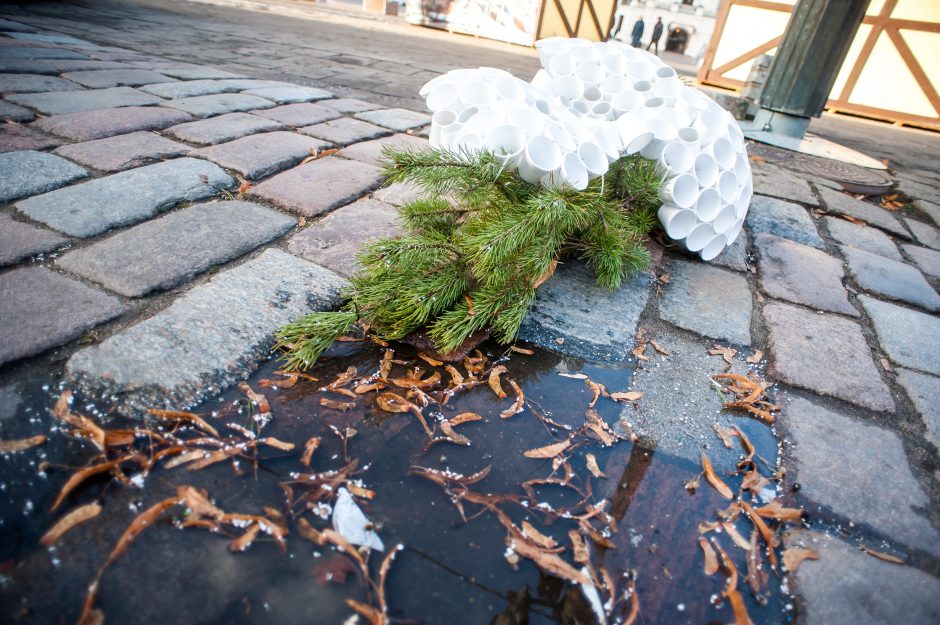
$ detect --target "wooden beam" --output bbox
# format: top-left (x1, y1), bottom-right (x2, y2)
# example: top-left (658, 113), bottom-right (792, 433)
top-left (711, 36), bottom-right (781, 76)
top-left (885, 26), bottom-right (940, 116)
top-left (697, 0), bottom-right (733, 84)
top-left (837, 0), bottom-right (896, 102)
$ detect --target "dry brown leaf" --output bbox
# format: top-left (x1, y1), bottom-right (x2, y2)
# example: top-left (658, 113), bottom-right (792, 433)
top-left (713, 423), bottom-right (736, 448)
top-left (345, 483), bottom-right (376, 500)
top-left (300, 437), bottom-right (321, 467)
top-left (488, 365), bottom-right (508, 398)
top-left (40, 502), bottom-right (102, 546)
top-left (354, 382), bottom-right (386, 394)
top-left (585, 453), bottom-right (606, 478)
top-left (584, 379), bottom-right (602, 407)
top-left (754, 500), bottom-right (803, 523)
top-left (237, 179), bottom-right (252, 193)
top-left (500, 379), bottom-right (524, 418)
top-left (261, 437), bottom-right (295, 451)
top-left (532, 260), bottom-right (558, 288)
top-left (722, 522), bottom-right (752, 550)
top-left (709, 344), bottom-right (737, 364)
top-left (880, 357), bottom-right (893, 372)
top-left (523, 439), bottom-right (571, 459)
top-left (699, 537), bottom-right (719, 575)
top-left (631, 343), bottom-right (649, 361)
top-left (418, 352), bottom-right (443, 367)
top-left (859, 545), bottom-right (905, 564)
top-left (0, 434), bottom-right (46, 453)
top-left (746, 530), bottom-right (768, 594)
top-left (148, 409), bottom-right (220, 438)
top-left (439, 421), bottom-right (470, 446)
top-left (521, 521), bottom-right (557, 549)
top-left (375, 392), bottom-right (432, 437)
top-left (658, 273), bottom-right (670, 284)
top-left (610, 391), bottom-right (643, 402)
top-left (649, 339), bottom-right (670, 355)
top-left (782, 547), bottom-right (819, 572)
top-left (177, 486), bottom-right (224, 519)
top-left (52, 390), bottom-right (106, 450)
top-left (510, 346), bottom-right (534, 355)
top-left (346, 599), bottom-right (386, 625)
top-left (444, 364), bottom-right (464, 386)
top-left (296, 517), bottom-right (324, 545)
top-left (741, 501), bottom-right (780, 566)
top-left (842, 214), bottom-right (866, 225)
top-left (106, 497), bottom-right (179, 565)
top-left (237, 382), bottom-right (270, 414)
top-left (701, 453), bottom-right (733, 499)
top-left (319, 397), bottom-right (356, 411)
top-left (746, 350), bottom-right (764, 364)
top-left (448, 412), bottom-right (482, 426)
top-left (568, 529), bottom-right (589, 564)
top-left (715, 543), bottom-right (756, 625)
top-left (229, 523), bottom-right (260, 552)
top-left (510, 537), bottom-right (592, 586)
top-left (558, 372), bottom-right (588, 379)
top-left (684, 474), bottom-right (701, 493)
top-left (52, 458), bottom-right (128, 511)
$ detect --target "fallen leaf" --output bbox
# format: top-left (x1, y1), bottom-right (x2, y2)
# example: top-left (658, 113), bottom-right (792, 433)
top-left (40, 502), bottom-right (102, 546)
top-left (649, 339), bottom-right (669, 355)
top-left (684, 474), bottom-right (701, 493)
top-left (782, 547), bottom-right (819, 572)
top-left (237, 179), bottom-right (252, 193)
top-left (859, 545), bottom-right (905, 564)
top-left (312, 553), bottom-right (358, 586)
top-left (345, 483), bottom-right (376, 500)
top-left (699, 537), bottom-right (719, 575)
top-left (346, 599), bottom-right (385, 625)
top-left (439, 421), bottom-right (470, 446)
top-left (229, 523), bottom-right (260, 552)
top-left (261, 437), bottom-right (295, 451)
top-left (880, 357), bottom-right (893, 372)
top-left (585, 453), bottom-right (606, 478)
top-left (715, 543), bottom-right (756, 625)
top-left (500, 380), bottom-right (524, 418)
top-left (52, 458), bottom-right (130, 511)
top-left (0, 434), bottom-right (46, 453)
top-left (610, 391), bottom-right (643, 402)
top-left (584, 379), bottom-right (602, 407)
top-left (746, 350), bottom-right (763, 364)
top-left (754, 499), bottom-right (803, 523)
top-left (749, 154), bottom-right (767, 163)
top-left (488, 365), bottom-right (508, 398)
top-left (510, 346), bottom-right (534, 355)
top-left (521, 521), bottom-right (557, 549)
top-left (448, 412), bottom-right (482, 426)
top-left (722, 521), bottom-right (752, 550)
top-left (709, 345), bottom-right (737, 364)
top-left (418, 352), bottom-right (443, 367)
top-left (106, 497), bottom-right (179, 565)
top-left (237, 382), bottom-right (270, 414)
top-left (444, 364), bottom-right (464, 385)
top-left (713, 423), bottom-right (736, 448)
top-left (300, 437), bottom-right (321, 467)
top-left (842, 214), bottom-right (866, 225)
top-left (701, 453), bottom-right (733, 499)
top-left (569, 529), bottom-right (589, 564)
top-left (148, 409), bottom-right (220, 438)
top-left (631, 343), bottom-right (649, 361)
top-left (523, 440), bottom-right (571, 459)
top-left (177, 486), bottom-right (224, 519)
top-left (658, 273), bottom-right (670, 284)
top-left (320, 397), bottom-right (356, 411)
top-left (509, 537), bottom-right (592, 586)
top-left (375, 392), bottom-right (432, 437)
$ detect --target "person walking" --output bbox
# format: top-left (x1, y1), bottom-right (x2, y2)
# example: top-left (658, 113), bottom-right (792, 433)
top-left (630, 17), bottom-right (644, 48)
top-left (647, 17), bottom-right (664, 55)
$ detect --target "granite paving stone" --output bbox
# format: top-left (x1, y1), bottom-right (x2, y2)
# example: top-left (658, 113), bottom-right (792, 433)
top-left (765, 302), bottom-right (894, 411)
top-left (288, 197), bottom-right (402, 278)
top-left (60, 68), bottom-right (175, 88)
top-left (817, 186), bottom-right (908, 238)
top-left (160, 93), bottom-right (275, 118)
top-left (0, 99), bottom-right (34, 122)
top-left (163, 111), bottom-right (283, 145)
top-left (6, 86), bottom-right (163, 115)
top-left (299, 116), bottom-right (391, 146)
top-left (189, 131), bottom-right (329, 180)
top-left (784, 530), bottom-right (940, 625)
top-left (896, 176), bottom-right (940, 206)
top-left (841, 245), bottom-right (940, 312)
top-left (659, 259), bottom-right (752, 345)
top-left (249, 156), bottom-right (382, 217)
top-left (57, 200), bottom-right (295, 297)
top-left (0, 73), bottom-right (83, 93)
top-left (755, 233), bottom-right (856, 315)
top-left (824, 216), bottom-right (901, 260)
top-left (746, 194), bottom-right (825, 249)
top-left (707, 230), bottom-right (748, 272)
top-left (783, 397), bottom-right (937, 555)
top-left (53, 131), bottom-right (189, 172)
top-left (0, 122), bottom-right (62, 153)
top-left (339, 133), bottom-right (428, 167)
top-left (0, 18), bottom-right (35, 32)
top-left (371, 181), bottom-right (422, 207)
top-left (860, 295), bottom-right (940, 376)
top-left (0, 58), bottom-right (57, 74)
top-left (896, 368), bottom-right (940, 450)
top-left (0, 213), bottom-right (68, 266)
top-left (48, 60), bottom-right (133, 72)
top-left (354, 107), bottom-right (430, 131)
top-left (0, 150), bottom-right (86, 202)
top-left (912, 198), bottom-right (940, 226)
top-left (5, 32), bottom-right (98, 48)
top-left (66, 249), bottom-right (346, 412)
top-left (0, 266), bottom-right (126, 366)
top-left (904, 218), bottom-right (940, 250)
top-left (33, 105), bottom-right (192, 141)
top-left (17, 157), bottom-right (232, 237)
top-left (902, 243), bottom-right (940, 278)
top-left (0, 46), bottom-right (89, 60)
top-left (157, 68), bottom-right (246, 80)
top-left (253, 102), bottom-right (341, 127)
top-left (318, 97), bottom-right (380, 114)
top-left (519, 261), bottom-right (653, 362)
top-left (141, 78), bottom-right (291, 99)
top-left (749, 161), bottom-right (818, 206)
top-left (241, 86), bottom-right (333, 104)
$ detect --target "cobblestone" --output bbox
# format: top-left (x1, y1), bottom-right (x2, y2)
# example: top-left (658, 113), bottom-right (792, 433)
top-left (354, 107), bottom-right (430, 131)
top-left (163, 111), bottom-right (283, 145)
top-left (371, 181), bottom-right (421, 207)
top-left (17, 157), bottom-right (232, 237)
top-left (249, 156), bottom-right (382, 217)
top-left (912, 199), bottom-right (940, 226)
top-left (299, 117), bottom-right (390, 146)
top-left (817, 186), bottom-right (908, 238)
top-left (0, 59), bottom-right (57, 74)
top-left (707, 231), bottom-right (748, 272)
top-left (338, 132), bottom-right (427, 167)
top-left (896, 176), bottom-right (940, 206)
top-left (319, 98), bottom-right (381, 114)
top-left (66, 249), bottom-right (346, 412)
top-left (750, 161), bottom-right (818, 206)
top-left (189, 131), bottom-right (329, 180)
top-left (0, 46), bottom-right (89, 60)
top-left (0, 123), bottom-right (62, 153)
top-left (904, 218), bottom-right (940, 250)
top-left (0, 266), bottom-right (126, 366)
top-left (764, 303), bottom-right (893, 411)
top-left (0, 73), bottom-right (83, 93)
top-left (755, 233), bottom-right (856, 315)
top-left (746, 194), bottom-right (825, 248)
top-left (0, 99), bottom-right (35, 121)
top-left (841, 245), bottom-right (940, 312)
top-left (57, 200), bottom-right (295, 297)
top-left (140, 78), bottom-right (291, 99)
top-left (253, 102), bottom-right (341, 127)
top-left (33, 105), bottom-right (192, 141)
top-left (860, 295), bottom-right (940, 376)
top-left (782, 397), bottom-right (937, 554)
top-left (0, 150), bottom-right (87, 202)
top-left (157, 68), bottom-right (246, 80)
top-left (6, 86), bottom-right (163, 115)
top-left (60, 68), bottom-right (175, 88)
top-left (48, 60), bottom-right (131, 72)
top-left (895, 367), bottom-right (940, 449)
top-left (53, 131), bottom-right (189, 172)
top-left (519, 261), bottom-right (653, 362)
top-left (0, 213), bottom-right (68, 266)
top-left (659, 259), bottom-right (752, 346)
top-left (824, 216), bottom-right (901, 260)
top-left (902, 243), bottom-right (940, 278)
top-left (160, 93), bottom-right (275, 118)
top-left (241, 85), bottom-right (333, 103)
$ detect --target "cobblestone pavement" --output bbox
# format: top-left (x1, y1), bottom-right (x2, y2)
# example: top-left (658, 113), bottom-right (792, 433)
top-left (1, 1), bottom-right (939, 623)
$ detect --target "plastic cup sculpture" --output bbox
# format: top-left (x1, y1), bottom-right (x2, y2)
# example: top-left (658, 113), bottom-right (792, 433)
top-left (420, 37), bottom-right (752, 261)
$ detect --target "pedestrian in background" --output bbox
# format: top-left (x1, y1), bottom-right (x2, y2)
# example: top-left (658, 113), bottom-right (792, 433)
top-left (630, 17), bottom-right (644, 48)
top-left (647, 17), bottom-right (663, 55)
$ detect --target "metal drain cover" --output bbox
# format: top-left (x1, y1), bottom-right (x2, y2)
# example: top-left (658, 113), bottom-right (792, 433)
top-left (746, 140), bottom-right (895, 195)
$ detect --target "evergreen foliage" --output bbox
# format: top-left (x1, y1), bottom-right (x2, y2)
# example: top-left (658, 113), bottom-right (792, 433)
top-left (275, 146), bottom-right (665, 369)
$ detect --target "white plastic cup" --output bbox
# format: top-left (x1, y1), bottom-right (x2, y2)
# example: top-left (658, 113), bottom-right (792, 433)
top-left (694, 153), bottom-right (719, 188)
top-left (479, 66), bottom-right (511, 81)
top-left (534, 99), bottom-right (552, 115)
top-left (602, 53), bottom-right (628, 75)
top-left (699, 233), bottom-right (727, 261)
top-left (459, 80), bottom-right (496, 108)
top-left (544, 152), bottom-right (589, 190)
top-left (457, 131), bottom-right (484, 151)
top-left (685, 222), bottom-right (717, 252)
top-left (653, 77), bottom-right (682, 100)
top-left (440, 121), bottom-right (465, 148)
top-left (734, 187), bottom-right (752, 218)
top-left (495, 76), bottom-right (525, 102)
top-left (429, 110), bottom-right (457, 147)
top-left (583, 86), bottom-right (602, 102)
top-left (616, 114), bottom-right (653, 154)
top-left (713, 203), bottom-right (738, 234)
top-left (648, 118), bottom-right (678, 142)
top-left (599, 75), bottom-right (627, 98)
top-left (718, 170), bottom-right (739, 203)
top-left (694, 187), bottom-right (721, 221)
top-left (656, 66), bottom-right (678, 79)
top-left (427, 82), bottom-right (461, 112)
top-left (659, 141), bottom-right (693, 174)
top-left (611, 90), bottom-right (642, 114)
top-left (518, 135), bottom-right (563, 184)
top-left (572, 45), bottom-right (602, 63)
top-left (464, 108), bottom-right (505, 134)
top-left (575, 62), bottom-right (604, 86)
top-left (633, 79), bottom-right (653, 93)
top-left (579, 141), bottom-right (609, 176)
top-left (531, 69), bottom-right (554, 92)
top-left (663, 173), bottom-right (698, 209)
top-left (591, 101), bottom-right (612, 118)
top-left (734, 154), bottom-right (750, 182)
top-left (659, 106), bottom-right (693, 130)
top-left (658, 204), bottom-right (697, 239)
top-left (725, 217), bottom-right (745, 244)
top-left (572, 99), bottom-right (590, 114)
top-left (645, 96), bottom-right (665, 110)
top-left (547, 122), bottom-right (577, 151)
top-left (552, 75), bottom-right (584, 100)
top-left (677, 126), bottom-right (700, 153)
top-left (508, 106), bottom-right (544, 136)
top-left (710, 137), bottom-right (736, 170)
top-left (628, 61), bottom-right (655, 81)
top-left (457, 106), bottom-right (479, 123)
top-left (594, 124), bottom-right (624, 159)
top-left (549, 53), bottom-right (575, 76)
top-left (694, 109), bottom-right (728, 138)
top-left (484, 125), bottom-right (526, 166)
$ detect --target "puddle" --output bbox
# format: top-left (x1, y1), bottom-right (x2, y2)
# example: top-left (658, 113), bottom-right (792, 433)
top-left (0, 341), bottom-right (793, 625)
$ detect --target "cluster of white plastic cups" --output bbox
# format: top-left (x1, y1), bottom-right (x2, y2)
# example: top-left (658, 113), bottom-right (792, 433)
top-left (419, 37), bottom-right (752, 262)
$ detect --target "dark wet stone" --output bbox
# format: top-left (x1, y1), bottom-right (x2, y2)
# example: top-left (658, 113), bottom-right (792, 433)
top-left (0, 47), bottom-right (89, 61)
top-left (0, 99), bottom-right (35, 122)
top-left (860, 295), bottom-right (940, 376)
top-left (659, 259), bottom-right (752, 345)
top-left (0, 150), bottom-right (87, 202)
top-left (746, 194), bottom-right (825, 249)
